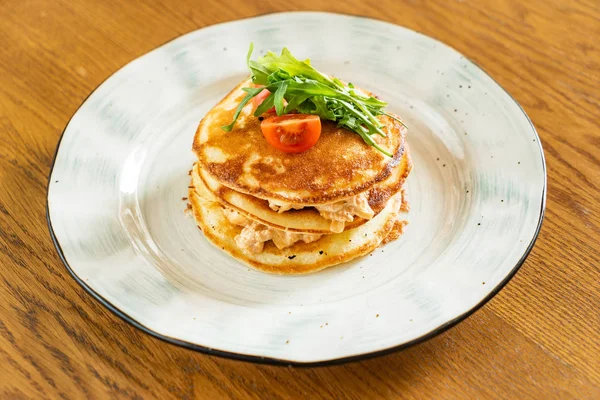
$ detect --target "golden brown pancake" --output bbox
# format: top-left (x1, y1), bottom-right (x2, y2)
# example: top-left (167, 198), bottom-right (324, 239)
top-left (188, 185), bottom-right (406, 274)
top-left (193, 79), bottom-right (408, 204)
top-left (192, 146), bottom-right (412, 234)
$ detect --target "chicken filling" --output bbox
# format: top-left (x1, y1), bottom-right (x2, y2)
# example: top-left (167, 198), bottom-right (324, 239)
top-left (268, 192), bottom-right (375, 233)
top-left (222, 208), bottom-right (322, 255)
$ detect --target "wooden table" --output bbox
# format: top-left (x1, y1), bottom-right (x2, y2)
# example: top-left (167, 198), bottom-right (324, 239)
top-left (1, 0), bottom-right (599, 398)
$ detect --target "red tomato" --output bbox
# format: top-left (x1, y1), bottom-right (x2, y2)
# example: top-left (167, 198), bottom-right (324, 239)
top-left (260, 114), bottom-right (321, 153)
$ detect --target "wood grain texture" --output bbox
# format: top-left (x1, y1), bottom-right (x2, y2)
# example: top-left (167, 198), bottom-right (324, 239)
top-left (0, 0), bottom-right (598, 398)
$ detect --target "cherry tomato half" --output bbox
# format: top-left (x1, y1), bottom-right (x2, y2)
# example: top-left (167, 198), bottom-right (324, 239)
top-left (260, 114), bottom-right (321, 153)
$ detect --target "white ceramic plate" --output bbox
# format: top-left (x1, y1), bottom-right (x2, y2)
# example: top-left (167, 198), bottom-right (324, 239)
top-left (47, 12), bottom-right (546, 365)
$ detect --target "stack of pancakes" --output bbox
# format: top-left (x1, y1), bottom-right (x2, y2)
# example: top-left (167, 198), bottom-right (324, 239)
top-left (189, 80), bottom-right (412, 274)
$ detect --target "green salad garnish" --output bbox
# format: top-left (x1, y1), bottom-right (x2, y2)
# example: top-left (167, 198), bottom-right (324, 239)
top-left (221, 43), bottom-right (405, 156)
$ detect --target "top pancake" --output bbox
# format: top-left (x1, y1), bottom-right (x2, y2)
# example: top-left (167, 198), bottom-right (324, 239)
top-left (193, 79), bottom-right (407, 204)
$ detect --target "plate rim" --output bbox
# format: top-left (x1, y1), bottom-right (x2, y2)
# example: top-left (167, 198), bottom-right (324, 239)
top-left (46, 10), bottom-right (547, 366)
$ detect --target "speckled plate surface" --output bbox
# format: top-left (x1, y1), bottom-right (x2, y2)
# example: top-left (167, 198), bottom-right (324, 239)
top-left (47, 12), bottom-right (546, 365)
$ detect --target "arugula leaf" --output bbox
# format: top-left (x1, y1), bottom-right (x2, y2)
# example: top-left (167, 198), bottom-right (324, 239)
top-left (283, 93), bottom-right (312, 114)
top-left (254, 91), bottom-right (275, 116)
top-left (258, 47), bottom-right (340, 89)
top-left (310, 96), bottom-right (337, 121)
top-left (223, 43), bottom-right (405, 156)
top-left (246, 43), bottom-right (271, 84)
top-left (273, 81), bottom-right (288, 116)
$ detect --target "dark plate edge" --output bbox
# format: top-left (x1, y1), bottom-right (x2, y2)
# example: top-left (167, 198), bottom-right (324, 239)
top-left (45, 11), bottom-right (547, 367)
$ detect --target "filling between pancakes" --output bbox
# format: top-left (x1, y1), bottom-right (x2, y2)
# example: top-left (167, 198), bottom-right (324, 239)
top-left (223, 208), bottom-right (322, 254)
top-left (267, 191), bottom-right (375, 233)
